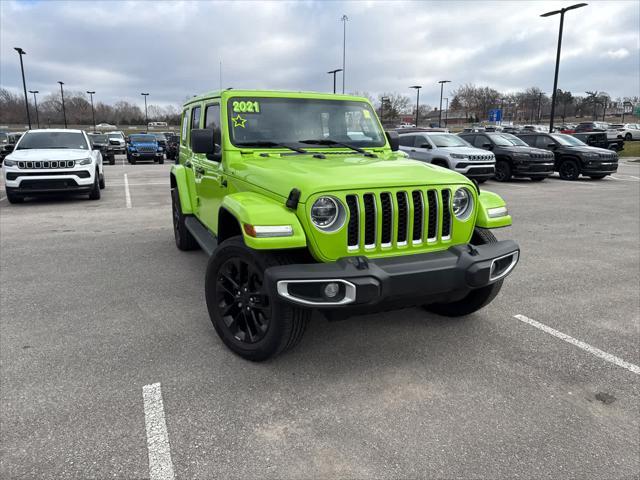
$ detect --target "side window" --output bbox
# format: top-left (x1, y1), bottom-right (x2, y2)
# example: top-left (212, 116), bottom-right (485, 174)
top-left (519, 135), bottom-right (533, 146)
top-left (191, 106), bottom-right (201, 130)
top-left (180, 110), bottom-right (189, 145)
top-left (535, 135), bottom-right (551, 149)
top-left (204, 103), bottom-right (221, 156)
top-left (416, 135), bottom-right (430, 148)
top-left (399, 135), bottom-right (415, 147)
top-left (473, 135), bottom-right (487, 148)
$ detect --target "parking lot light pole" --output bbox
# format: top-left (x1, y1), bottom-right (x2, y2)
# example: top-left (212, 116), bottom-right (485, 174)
top-left (29, 90), bottom-right (40, 128)
top-left (58, 81), bottom-right (67, 128)
top-left (444, 97), bottom-right (449, 127)
top-left (542, 2), bottom-right (588, 133)
top-left (341, 15), bottom-right (348, 94)
top-left (438, 80), bottom-right (451, 127)
top-left (327, 69), bottom-right (343, 94)
top-left (141, 93), bottom-right (149, 130)
top-left (410, 86), bottom-right (421, 127)
top-left (86, 91), bottom-right (96, 132)
top-left (14, 48), bottom-right (32, 129)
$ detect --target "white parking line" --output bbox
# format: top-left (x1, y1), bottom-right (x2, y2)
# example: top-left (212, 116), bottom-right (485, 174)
top-left (0, 196), bottom-right (6, 202)
top-left (610, 174), bottom-right (640, 182)
top-left (110, 182), bottom-right (167, 186)
top-left (124, 174), bottom-right (132, 208)
top-left (143, 383), bottom-right (176, 480)
top-left (514, 314), bottom-right (640, 375)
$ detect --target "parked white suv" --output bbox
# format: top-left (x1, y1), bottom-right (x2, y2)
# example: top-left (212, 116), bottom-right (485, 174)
top-left (399, 130), bottom-right (496, 182)
top-left (106, 131), bottom-right (126, 154)
top-left (2, 129), bottom-right (104, 204)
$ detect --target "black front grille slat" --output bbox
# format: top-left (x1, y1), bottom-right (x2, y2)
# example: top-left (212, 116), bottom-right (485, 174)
top-left (346, 195), bottom-right (359, 249)
top-left (6, 171), bottom-right (90, 180)
top-left (380, 193), bottom-right (392, 245)
top-left (396, 192), bottom-right (408, 243)
top-left (426, 190), bottom-right (438, 240)
top-left (412, 191), bottom-right (423, 242)
top-left (363, 194), bottom-right (376, 247)
top-left (441, 189), bottom-right (452, 238)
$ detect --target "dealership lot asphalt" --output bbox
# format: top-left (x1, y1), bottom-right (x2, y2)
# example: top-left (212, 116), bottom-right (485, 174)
top-left (1, 158), bottom-right (638, 479)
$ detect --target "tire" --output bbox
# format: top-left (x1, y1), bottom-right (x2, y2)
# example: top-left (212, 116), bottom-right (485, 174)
top-left (109, 157), bottom-right (115, 166)
top-left (205, 236), bottom-right (310, 361)
top-left (558, 159), bottom-right (580, 180)
top-left (589, 175), bottom-right (606, 180)
top-left (476, 179), bottom-right (487, 184)
top-left (494, 160), bottom-right (512, 182)
top-left (88, 170), bottom-right (101, 200)
top-left (99, 173), bottom-right (105, 189)
top-left (171, 188), bottom-right (199, 251)
top-left (5, 188), bottom-right (24, 204)
top-left (158, 156), bottom-right (165, 165)
top-left (432, 160), bottom-right (448, 169)
top-left (625, 133), bottom-right (632, 141)
top-left (530, 176), bottom-right (546, 182)
top-left (423, 228), bottom-right (504, 317)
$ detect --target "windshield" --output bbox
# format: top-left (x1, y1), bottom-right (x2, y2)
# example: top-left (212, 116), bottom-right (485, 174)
top-left (16, 131), bottom-right (88, 150)
top-left (107, 133), bottom-right (123, 139)
top-left (551, 134), bottom-right (586, 146)
top-left (428, 134), bottom-right (470, 148)
top-left (130, 135), bottom-right (156, 143)
top-left (153, 134), bottom-right (167, 141)
top-left (89, 134), bottom-right (108, 143)
top-left (227, 97), bottom-right (385, 148)
top-left (491, 133), bottom-right (528, 146)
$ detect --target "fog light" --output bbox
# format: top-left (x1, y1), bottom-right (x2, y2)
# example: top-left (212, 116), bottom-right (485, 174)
top-left (324, 282), bottom-right (340, 298)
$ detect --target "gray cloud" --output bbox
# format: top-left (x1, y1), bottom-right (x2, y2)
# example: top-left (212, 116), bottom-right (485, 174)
top-left (1, 0), bottom-right (638, 108)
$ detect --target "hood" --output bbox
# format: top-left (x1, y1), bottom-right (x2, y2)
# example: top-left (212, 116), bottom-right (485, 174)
top-left (562, 145), bottom-right (613, 155)
top-left (6, 148), bottom-right (91, 161)
top-left (228, 152), bottom-right (471, 202)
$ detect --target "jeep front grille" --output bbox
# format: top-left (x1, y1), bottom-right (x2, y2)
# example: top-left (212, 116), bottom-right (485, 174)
top-left (18, 160), bottom-right (75, 169)
top-left (345, 188), bottom-right (453, 251)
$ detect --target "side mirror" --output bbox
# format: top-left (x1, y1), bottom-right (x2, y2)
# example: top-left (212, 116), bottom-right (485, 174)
top-left (420, 143), bottom-right (432, 150)
top-left (191, 129), bottom-right (219, 154)
top-left (385, 130), bottom-right (399, 151)
top-left (482, 143), bottom-right (492, 149)
top-left (547, 143), bottom-right (556, 149)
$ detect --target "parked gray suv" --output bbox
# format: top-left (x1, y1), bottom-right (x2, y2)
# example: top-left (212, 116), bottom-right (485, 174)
top-left (399, 130), bottom-right (496, 182)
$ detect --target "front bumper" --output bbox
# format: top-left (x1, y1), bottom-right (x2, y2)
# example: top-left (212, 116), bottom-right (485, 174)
top-left (3, 168), bottom-right (95, 192)
top-left (453, 162), bottom-right (496, 180)
top-left (129, 152), bottom-right (163, 160)
top-left (581, 161), bottom-right (618, 175)
top-left (514, 161), bottom-right (555, 176)
top-left (265, 239), bottom-right (519, 312)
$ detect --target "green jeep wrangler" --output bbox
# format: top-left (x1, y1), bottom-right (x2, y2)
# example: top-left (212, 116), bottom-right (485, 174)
top-left (170, 90), bottom-right (519, 361)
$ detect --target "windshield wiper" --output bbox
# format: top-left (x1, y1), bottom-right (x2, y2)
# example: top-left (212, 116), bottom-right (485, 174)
top-left (235, 141), bottom-right (307, 154)
top-left (298, 139), bottom-right (376, 157)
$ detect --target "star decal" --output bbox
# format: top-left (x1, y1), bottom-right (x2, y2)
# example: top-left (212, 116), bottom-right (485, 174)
top-left (232, 114), bottom-right (247, 128)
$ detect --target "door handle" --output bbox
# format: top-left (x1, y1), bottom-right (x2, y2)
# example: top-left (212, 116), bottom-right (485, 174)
top-left (410, 149), bottom-right (416, 152)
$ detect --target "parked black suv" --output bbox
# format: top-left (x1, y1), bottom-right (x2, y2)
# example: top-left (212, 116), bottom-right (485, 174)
top-left (516, 132), bottom-right (618, 180)
top-left (459, 132), bottom-right (555, 182)
top-left (88, 133), bottom-right (116, 165)
top-left (571, 132), bottom-right (624, 152)
top-left (165, 134), bottom-right (179, 161)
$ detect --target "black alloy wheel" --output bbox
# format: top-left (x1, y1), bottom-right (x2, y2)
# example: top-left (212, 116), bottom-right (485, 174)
top-left (559, 159), bottom-right (579, 180)
top-left (494, 160), bottom-right (512, 182)
top-left (215, 257), bottom-right (271, 344)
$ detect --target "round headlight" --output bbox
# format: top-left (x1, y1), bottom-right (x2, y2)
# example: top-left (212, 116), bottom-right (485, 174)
top-left (452, 188), bottom-right (473, 220)
top-left (311, 196), bottom-right (343, 230)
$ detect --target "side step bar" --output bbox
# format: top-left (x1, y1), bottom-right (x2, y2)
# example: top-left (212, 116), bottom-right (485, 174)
top-left (184, 216), bottom-right (218, 256)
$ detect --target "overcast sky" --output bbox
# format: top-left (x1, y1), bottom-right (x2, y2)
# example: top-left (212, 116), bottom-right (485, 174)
top-left (1, 0), bottom-right (638, 108)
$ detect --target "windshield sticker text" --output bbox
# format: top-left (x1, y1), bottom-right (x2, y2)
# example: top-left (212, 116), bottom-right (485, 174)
top-left (232, 101), bottom-right (260, 114)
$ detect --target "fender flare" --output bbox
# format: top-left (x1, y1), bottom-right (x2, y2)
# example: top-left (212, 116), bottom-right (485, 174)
top-left (475, 190), bottom-right (512, 229)
top-left (221, 192), bottom-right (307, 250)
top-left (170, 165), bottom-right (194, 214)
